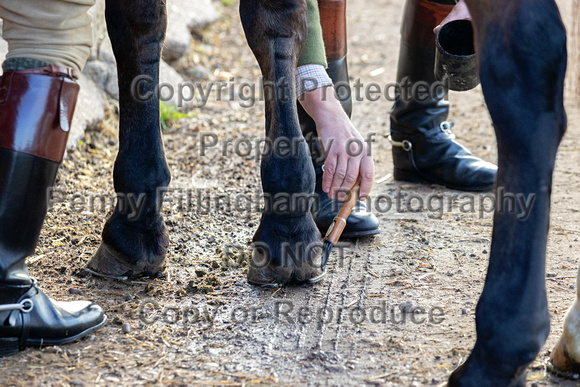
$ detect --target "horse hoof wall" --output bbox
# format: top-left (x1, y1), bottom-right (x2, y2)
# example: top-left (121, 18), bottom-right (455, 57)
top-left (87, 243), bottom-right (166, 280)
top-left (548, 334), bottom-right (580, 379)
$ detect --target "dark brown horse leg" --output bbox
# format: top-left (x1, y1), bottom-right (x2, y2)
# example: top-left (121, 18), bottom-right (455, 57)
top-left (87, 0), bottom-right (171, 279)
top-left (449, 0), bottom-right (567, 385)
top-left (240, 0), bottom-right (325, 286)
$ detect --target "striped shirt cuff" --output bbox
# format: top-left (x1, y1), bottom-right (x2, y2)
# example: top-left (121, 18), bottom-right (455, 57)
top-left (296, 64), bottom-right (333, 98)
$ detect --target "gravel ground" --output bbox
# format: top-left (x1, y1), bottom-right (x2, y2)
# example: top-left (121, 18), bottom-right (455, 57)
top-left (1, 1), bottom-right (579, 386)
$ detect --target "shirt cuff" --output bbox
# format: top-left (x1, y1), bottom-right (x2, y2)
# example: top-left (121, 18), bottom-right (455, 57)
top-left (296, 64), bottom-right (333, 98)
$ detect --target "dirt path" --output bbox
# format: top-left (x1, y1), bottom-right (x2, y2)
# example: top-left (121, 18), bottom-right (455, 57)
top-left (1, 1), bottom-right (579, 386)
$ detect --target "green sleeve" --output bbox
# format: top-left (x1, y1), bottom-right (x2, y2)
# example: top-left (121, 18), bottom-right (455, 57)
top-left (297, 0), bottom-right (328, 68)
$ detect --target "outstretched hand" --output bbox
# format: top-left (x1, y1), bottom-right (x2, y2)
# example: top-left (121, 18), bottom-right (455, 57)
top-left (299, 86), bottom-right (374, 202)
top-left (433, 0), bottom-right (471, 34)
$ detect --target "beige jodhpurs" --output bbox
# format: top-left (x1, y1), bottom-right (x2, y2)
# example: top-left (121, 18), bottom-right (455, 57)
top-left (0, 0), bottom-right (95, 73)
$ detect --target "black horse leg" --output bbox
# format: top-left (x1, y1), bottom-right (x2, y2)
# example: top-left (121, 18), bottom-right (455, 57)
top-left (87, 0), bottom-right (171, 279)
top-left (449, 0), bottom-right (567, 385)
top-left (240, 0), bottom-right (325, 286)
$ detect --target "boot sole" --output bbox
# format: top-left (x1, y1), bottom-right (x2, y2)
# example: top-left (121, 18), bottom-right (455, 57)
top-left (26, 315), bottom-right (108, 346)
top-left (394, 167), bottom-right (495, 192)
top-left (0, 315), bottom-right (107, 356)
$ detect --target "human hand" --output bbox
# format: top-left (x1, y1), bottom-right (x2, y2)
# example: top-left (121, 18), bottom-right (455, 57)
top-left (433, 0), bottom-right (471, 34)
top-left (299, 86), bottom-right (374, 201)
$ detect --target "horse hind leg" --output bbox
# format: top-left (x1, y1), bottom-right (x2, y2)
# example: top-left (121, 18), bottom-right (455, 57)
top-left (449, 0), bottom-right (567, 385)
top-left (240, 0), bottom-right (325, 286)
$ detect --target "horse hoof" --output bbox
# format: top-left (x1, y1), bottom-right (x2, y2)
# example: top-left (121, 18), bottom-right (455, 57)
top-left (87, 242), bottom-right (166, 279)
top-left (448, 354), bottom-right (528, 387)
top-left (548, 334), bottom-right (580, 379)
top-left (247, 263), bottom-right (325, 287)
top-left (247, 213), bottom-right (325, 287)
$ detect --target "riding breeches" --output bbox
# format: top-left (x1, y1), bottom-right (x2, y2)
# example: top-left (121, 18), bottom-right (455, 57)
top-left (0, 0), bottom-right (95, 73)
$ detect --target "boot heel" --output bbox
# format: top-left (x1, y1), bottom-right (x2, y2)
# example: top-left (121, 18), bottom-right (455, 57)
top-left (393, 168), bottom-right (427, 184)
top-left (0, 338), bottom-right (19, 357)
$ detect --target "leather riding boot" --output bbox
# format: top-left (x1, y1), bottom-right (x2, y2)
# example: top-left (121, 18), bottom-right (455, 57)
top-left (299, 0), bottom-right (379, 238)
top-left (0, 65), bottom-right (106, 356)
top-left (389, 0), bottom-right (497, 191)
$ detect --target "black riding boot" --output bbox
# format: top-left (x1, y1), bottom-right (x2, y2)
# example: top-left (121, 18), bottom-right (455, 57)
top-left (389, 0), bottom-right (497, 191)
top-left (0, 65), bottom-right (106, 356)
top-left (299, 0), bottom-right (379, 238)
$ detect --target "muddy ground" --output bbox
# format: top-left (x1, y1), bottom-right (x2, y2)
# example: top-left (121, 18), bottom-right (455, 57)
top-left (2, 0), bottom-right (580, 386)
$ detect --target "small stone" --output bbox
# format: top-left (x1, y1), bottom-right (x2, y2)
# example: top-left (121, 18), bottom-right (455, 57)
top-left (546, 273), bottom-right (557, 278)
top-left (125, 294), bottom-right (133, 301)
top-left (69, 288), bottom-right (82, 295)
top-left (205, 362), bottom-right (219, 370)
top-left (122, 323), bottom-right (131, 334)
top-left (399, 300), bottom-right (416, 314)
top-left (326, 365), bottom-right (346, 373)
top-left (461, 308), bottom-right (467, 315)
top-left (196, 268), bottom-right (207, 277)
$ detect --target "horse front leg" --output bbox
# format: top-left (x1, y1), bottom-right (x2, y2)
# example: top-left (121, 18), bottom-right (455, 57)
top-left (240, 0), bottom-right (325, 286)
top-left (448, 0), bottom-right (567, 385)
top-left (87, 0), bottom-right (171, 279)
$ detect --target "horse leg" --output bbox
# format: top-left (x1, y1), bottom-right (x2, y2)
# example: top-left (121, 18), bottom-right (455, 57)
top-left (240, 0), bottom-right (325, 286)
top-left (87, 0), bottom-right (171, 279)
top-left (448, 0), bottom-right (567, 385)
top-left (549, 266), bottom-right (580, 376)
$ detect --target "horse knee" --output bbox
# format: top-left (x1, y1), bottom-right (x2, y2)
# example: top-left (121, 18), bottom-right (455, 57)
top-left (476, 3), bottom-right (567, 160)
top-left (240, 0), bottom-right (307, 62)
